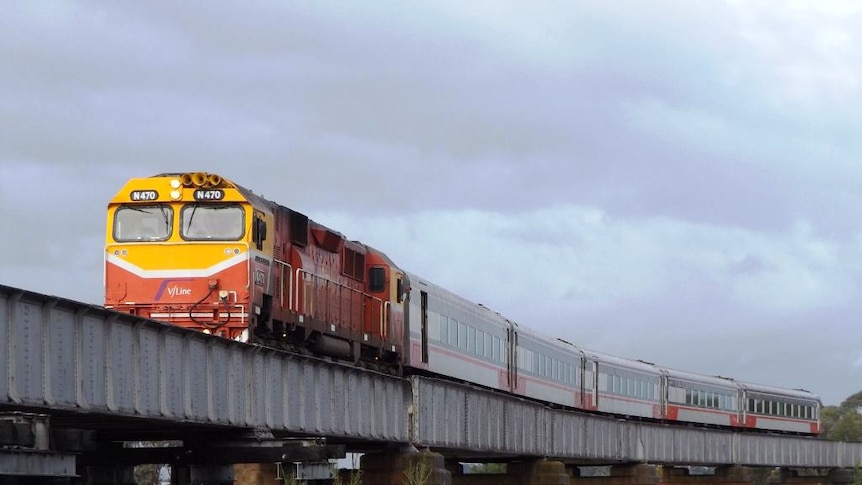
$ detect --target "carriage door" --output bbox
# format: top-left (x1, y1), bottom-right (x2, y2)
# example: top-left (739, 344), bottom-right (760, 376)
top-left (659, 370), bottom-right (669, 419)
top-left (420, 291), bottom-right (429, 363)
top-left (506, 325), bottom-right (518, 391)
top-left (582, 358), bottom-right (598, 409)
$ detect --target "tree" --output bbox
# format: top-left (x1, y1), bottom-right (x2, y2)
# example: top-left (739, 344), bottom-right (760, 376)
top-left (828, 412), bottom-right (862, 442)
top-left (823, 390), bottom-right (862, 442)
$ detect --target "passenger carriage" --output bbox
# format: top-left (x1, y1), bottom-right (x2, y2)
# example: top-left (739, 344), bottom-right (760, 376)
top-left (587, 352), bottom-right (662, 418)
top-left (739, 382), bottom-right (820, 434)
top-left (661, 369), bottom-right (742, 427)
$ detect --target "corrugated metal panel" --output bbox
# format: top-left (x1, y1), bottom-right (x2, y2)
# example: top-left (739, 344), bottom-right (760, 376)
top-left (504, 399), bottom-right (549, 455)
top-left (582, 414), bottom-right (629, 461)
top-left (735, 433), bottom-right (844, 467)
top-left (410, 376), bottom-right (862, 467)
top-left (465, 387), bottom-right (507, 451)
top-left (0, 285), bottom-right (410, 442)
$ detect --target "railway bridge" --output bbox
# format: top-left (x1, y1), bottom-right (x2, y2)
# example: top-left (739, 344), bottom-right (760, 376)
top-left (0, 284), bottom-right (860, 484)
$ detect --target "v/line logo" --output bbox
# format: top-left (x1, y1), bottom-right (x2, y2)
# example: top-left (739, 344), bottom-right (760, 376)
top-left (154, 278), bottom-right (195, 300)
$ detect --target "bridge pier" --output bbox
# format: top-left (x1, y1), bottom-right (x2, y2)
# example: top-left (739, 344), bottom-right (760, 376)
top-left (768, 468), bottom-right (854, 485)
top-left (657, 466), bottom-right (751, 485)
top-left (234, 463), bottom-right (278, 485)
top-left (570, 464), bottom-right (660, 485)
top-left (360, 448), bottom-right (451, 485)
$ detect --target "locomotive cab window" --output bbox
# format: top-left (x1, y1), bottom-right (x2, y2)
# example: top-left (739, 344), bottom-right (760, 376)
top-left (368, 267), bottom-right (385, 293)
top-left (252, 214), bottom-right (267, 250)
top-left (114, 205), bottom-right (173, 241)
top-left (180, 204), bottom-right (244, 240)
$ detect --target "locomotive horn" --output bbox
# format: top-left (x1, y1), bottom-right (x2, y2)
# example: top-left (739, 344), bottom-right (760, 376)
top-left (207, 174), bottom-right (222, 187)
top-left (180, 173), bottom-right (194, 187)
top-left (191, 172), bottom-right (208, 187)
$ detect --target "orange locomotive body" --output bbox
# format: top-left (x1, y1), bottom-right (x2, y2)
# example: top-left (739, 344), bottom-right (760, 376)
top-left (105, 172), bottom-right (406, 365)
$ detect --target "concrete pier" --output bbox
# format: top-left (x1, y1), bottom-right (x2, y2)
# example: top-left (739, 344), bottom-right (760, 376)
top-left (570, 464), bottom-right (660, 485)
top-left (658, 467), bottom-right (751, 485)
top-left (233, 463), bottom-right (278, 485)
top-left (361, 449), bottom-right (452, 485)
top-left (768, 468), bottom-right (854, 485)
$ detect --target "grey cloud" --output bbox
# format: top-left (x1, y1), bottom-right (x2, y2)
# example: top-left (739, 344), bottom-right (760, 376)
top-left (3, 0), bottom-right (862, 407)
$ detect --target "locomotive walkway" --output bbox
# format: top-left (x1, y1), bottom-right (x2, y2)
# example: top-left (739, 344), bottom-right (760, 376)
top-left (1, 284), bottom-right (861, 482)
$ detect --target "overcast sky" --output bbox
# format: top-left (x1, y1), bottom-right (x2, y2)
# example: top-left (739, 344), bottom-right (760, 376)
top-left (1, 1), bottom-right (861, 406)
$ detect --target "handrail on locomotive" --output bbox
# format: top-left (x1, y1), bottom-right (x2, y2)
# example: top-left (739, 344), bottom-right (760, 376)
top-left (274, 259), bottom-right (388, 339)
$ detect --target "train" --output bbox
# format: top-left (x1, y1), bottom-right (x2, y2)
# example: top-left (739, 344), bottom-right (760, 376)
top-left (104, 172), bottom-right (821, 435)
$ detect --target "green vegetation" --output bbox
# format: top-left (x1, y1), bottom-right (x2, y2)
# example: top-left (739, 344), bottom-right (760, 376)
top-left (277, 463), bottom-right (299, 485)
top-left (823, 390), bottom-right (862, 441)
top-left (403, 453), bottom-right (434, 485)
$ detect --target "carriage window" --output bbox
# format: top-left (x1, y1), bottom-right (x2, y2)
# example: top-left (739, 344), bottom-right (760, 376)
top-left (439, 315), bottom-right (448, 343)
top-left (181, 204), bottom-right (244, 240)
top-left (115, 205), bottom-right (173, 241)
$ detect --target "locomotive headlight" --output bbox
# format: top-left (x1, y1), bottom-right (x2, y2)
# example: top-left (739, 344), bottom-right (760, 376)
top-left (170, 179), bottom-right (181, 189)
top-left (170, 190), bottom-right (181, 200)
